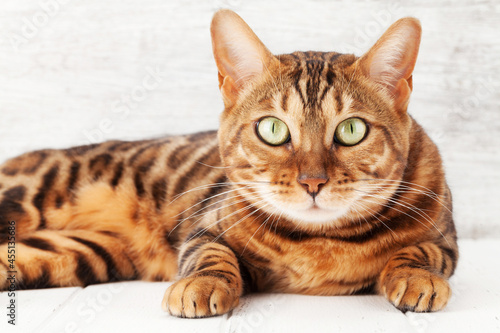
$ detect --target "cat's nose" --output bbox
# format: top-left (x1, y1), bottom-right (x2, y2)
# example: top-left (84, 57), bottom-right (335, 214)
top-left (297, 175), bottom-right (329, 198)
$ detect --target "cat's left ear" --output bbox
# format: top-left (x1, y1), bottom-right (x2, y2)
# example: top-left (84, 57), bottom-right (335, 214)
top-left (357, 17), bottom-right (421, 111)
top-left (211, 10), bottom-right (276, 108)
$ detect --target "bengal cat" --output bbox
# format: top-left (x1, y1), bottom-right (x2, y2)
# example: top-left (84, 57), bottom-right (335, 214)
top-left (0, 10), bottom-right (457, 317)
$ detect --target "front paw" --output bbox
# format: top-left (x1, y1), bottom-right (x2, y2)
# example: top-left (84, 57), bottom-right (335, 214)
top-left (162, 276), bottom-right (240, 318)
top-left (382, 270), bottom-right (451, 312)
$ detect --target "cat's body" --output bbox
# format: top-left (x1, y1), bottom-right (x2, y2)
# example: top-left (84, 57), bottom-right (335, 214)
top-left (0, 10), bottom-right (457, 317)
top-left (0, 132), bottom-right (223, 285)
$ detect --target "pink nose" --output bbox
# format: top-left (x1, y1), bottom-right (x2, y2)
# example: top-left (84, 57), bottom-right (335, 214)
top-left (297, 176), bottom-right (329, 197)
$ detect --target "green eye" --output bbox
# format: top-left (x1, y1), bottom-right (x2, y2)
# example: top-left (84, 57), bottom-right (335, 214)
top-left (256, 117), bottom-right (290, 146)
top-left (334, 118), bottom-right (367, 146)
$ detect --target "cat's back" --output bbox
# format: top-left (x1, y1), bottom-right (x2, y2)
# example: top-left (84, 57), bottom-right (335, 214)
top-left (0, 130), bottom-right (224, 241)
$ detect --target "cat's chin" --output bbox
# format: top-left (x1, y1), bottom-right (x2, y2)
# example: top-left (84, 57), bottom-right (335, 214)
top-left (280, 205), bottom-right (350, 225)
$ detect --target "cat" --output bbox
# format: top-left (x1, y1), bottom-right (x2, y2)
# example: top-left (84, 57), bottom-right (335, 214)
top-left (0, 9), bottom-right (458, 317)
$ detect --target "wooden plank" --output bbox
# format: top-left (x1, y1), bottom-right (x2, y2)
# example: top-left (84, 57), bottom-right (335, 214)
top-left (226, 293), bottom-right (414, 333)
top-left (36, 282), bottom-right (226, 333)
top-left (0, 287), bottom-right (81, 332)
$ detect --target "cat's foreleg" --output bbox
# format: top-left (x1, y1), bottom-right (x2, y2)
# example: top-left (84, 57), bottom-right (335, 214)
top-left (162, 236), bottom-right (243, 318)
top-left (378, 241), bottom-right (458, 312)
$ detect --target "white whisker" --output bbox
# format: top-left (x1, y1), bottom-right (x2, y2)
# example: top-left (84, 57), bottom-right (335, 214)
top-left (354, 189), bottom-right (450, 246)
top-left (173, 184), bottom-right (261, 219)
top-left (349, 199), bottom-right (399, 240)
top-left (240, 202), bottom-right (282, 257)
top-left (213, 199), bottom-right (273, 243)
top-left (196, 161), bottom-right (231, 169)
top-left (185, 197), bottom-right (270, 243)
top-left (240, 208), bottom-right (274, 256)
top-left (166, 180), bottom-right (270, 207)
top-left (356, 178), bottom-right (451, 215)
top-left (168, 189), bottom-right (268, 237)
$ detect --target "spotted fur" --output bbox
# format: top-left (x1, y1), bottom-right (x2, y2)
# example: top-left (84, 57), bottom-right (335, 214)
top-left (0, 10), bottom-right (457, 317)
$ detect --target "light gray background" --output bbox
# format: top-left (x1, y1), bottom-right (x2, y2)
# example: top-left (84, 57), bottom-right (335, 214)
top-left (0, 0), bottom-right (499, 238)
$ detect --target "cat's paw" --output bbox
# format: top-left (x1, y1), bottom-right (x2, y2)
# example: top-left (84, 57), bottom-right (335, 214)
top-left (382, 270), bottom-right (451, 312)
top-left (162, 276), bottom-right (239, 318)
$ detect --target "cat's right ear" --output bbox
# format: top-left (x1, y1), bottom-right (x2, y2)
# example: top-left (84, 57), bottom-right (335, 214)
top-left (356, 17), bottom-right (421, 112)
top-left (211, 10), bottom-right (275, 108)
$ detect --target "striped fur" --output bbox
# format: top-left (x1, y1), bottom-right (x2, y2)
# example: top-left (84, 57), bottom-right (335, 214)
top-left (0, 10), bottom-right (457, 317)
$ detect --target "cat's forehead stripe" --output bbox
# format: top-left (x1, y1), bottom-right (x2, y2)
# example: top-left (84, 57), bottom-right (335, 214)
top-left (280, 52), bottom-right (355, 115)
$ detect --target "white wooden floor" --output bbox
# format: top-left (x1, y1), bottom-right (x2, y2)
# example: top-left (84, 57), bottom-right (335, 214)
top-left (1, 239), bottom-right (499, 333)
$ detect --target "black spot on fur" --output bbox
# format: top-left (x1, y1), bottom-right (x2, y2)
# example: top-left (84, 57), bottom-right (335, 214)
top-left (164, 223), bottom-right (182, 249)
top-left (0, 187), bottom-right (27, 229)
top-left (89, 154), bottom-right (113, 170)
top-left (2, 167), bottom-right (18, 176)
top-left (193, 270), bottom-right (233, 284)
top-left (32, 165), bottom-right (59, 229)
top-left (178, 241), bottom-right (205, 271)
top-left (439, 245), bottom-right (458, 275)
top-left (23, 237), bottom-right (57, 252)
top-left (67, 161), bottom-right (81, 194)
top-left (133, 158), bottom-right (156, 197)
top-left (167, 144), bottom-right (192, 170)
top-left (353, 282), bottom-right (376, 295)
top-left (152, 179), bottom-right (167, 211)
top-left (89, 154), bottom-right (113, 180)
top-left (24, 151), bottom-right (48, 174)
top-left (20, 266), bottom-right (52, 289)
top-left (55, 195), bottom-right (64, 208)
top-left (134, 172), bottom-right (146, 197)
top-left (111, 161), bottom-right (124, 188)
top-left (74, 252), bottom-right (99, 286)
top-left (4, 186), bottom-right (26, 202)
top-left (128, 142), bottom-right (158, 165)
top-left (69, 236), bottom-right (120, 281)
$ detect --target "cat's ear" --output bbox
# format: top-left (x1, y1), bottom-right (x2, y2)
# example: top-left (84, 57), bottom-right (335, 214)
top-left (211, 9), bottom-right (275, 107)
top-left (357, 17), bottom-right (421, 111)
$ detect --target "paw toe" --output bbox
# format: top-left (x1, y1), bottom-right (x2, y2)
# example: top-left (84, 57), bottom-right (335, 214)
top-left (162, 276), bottom-right (239, 318)
top-left (384, 272), bottom-right (451, 312)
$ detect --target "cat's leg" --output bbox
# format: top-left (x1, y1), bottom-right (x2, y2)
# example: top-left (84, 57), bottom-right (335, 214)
top-left (0, 229), bottom-right (137, 290)
top-left (162, 234), bottom-right (243, 318)
top-left (379, 241), bottom-right (458, 312)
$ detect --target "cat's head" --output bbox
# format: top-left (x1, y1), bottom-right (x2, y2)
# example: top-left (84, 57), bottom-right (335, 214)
top-left (211, 10), bottom-right (421, 230)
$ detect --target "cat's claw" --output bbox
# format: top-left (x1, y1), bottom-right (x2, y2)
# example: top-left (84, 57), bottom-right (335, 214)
top-left (383, 271), bottom-right (451, 312)
top-left (162, 276), bottom-right (239, 318)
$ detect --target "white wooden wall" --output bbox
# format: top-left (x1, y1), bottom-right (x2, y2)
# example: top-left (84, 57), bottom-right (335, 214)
top-left (0, 0), bottom-right (498, 238)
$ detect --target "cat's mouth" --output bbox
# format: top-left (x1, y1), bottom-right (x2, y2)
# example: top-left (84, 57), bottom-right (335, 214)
top-left (257, 188), bottom-right (351, 224)
top-left (276, 200), bottom-right (350, 224)
top-left (306, 202), bottom-right (338, 214)
top-left (309, 203), bottom-right (322, 210)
